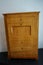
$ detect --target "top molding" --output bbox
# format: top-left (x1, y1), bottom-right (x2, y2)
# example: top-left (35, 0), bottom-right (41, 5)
top-left (3, 11), bottom-right (40, 15)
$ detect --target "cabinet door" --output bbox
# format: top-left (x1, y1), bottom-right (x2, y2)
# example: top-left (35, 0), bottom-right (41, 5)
top-left (7, 15), bottom-right (38, 58)
top-left (8, 25), bottom-right (32, 50)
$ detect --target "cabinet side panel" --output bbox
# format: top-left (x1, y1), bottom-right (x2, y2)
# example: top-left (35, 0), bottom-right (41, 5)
top-left (4, 15), bottom-right (11, 58)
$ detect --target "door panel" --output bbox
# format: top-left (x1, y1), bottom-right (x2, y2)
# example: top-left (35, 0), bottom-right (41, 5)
top-left (7, 24), bottom-right (34, 52)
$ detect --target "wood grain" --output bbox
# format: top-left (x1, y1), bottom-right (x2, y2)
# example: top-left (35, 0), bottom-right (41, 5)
top-left (3, 12), bottom-right (39, 60)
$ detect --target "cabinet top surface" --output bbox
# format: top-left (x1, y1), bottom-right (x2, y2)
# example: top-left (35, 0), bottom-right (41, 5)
top-left (3, 12), bottom-right (40, 15)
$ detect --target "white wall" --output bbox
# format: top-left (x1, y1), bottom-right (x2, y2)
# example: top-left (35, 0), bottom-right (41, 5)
top-left (0, 0), bottom-right (43, 52)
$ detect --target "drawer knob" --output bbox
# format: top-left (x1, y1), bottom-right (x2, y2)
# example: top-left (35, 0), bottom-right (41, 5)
top-left (19, 22), bottom-right (23, 26)
top-left (20, 18), bottom-right (22, 21)
top-left (20, 23), bottom-right (22, 26)
top-left (21, 48), bottom-right (23, 50)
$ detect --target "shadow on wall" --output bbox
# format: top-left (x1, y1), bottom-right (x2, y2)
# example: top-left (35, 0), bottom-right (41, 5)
top-left (0, 15), bottom-right (7, 52)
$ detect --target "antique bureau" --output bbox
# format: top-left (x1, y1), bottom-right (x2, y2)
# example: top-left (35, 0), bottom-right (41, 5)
top-left (3, 12), bottom-right (39, 59)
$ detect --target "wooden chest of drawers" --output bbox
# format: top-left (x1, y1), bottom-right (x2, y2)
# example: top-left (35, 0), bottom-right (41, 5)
top-left (3, 12), bottom-right (39, 59)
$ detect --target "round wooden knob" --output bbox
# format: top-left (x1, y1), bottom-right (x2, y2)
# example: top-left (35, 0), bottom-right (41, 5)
top-left (20, 18), bottom-right (22, 21)
top-left (21, 48), bottom-right (23, 50)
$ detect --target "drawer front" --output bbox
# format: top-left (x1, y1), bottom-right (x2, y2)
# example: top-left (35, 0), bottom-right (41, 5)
top-left (9, 39), bottom-right (33, 52)
top-left (11, 51), bottom-right (33, 58)
top-left (6, 14), bottom-right (34, 26)
top-left (10, 51), bottom-right (38, 59)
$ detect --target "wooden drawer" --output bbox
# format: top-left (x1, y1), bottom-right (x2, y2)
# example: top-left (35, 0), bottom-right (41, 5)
top-left (9, 39), bottom-right (33, 52)
top-left (6, 14), bottom-right (34, 26)
top-left (11, 51), bottom-right (33, 59)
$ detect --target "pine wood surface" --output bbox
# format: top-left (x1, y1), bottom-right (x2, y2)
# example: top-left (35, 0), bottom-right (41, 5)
top-left (3, 12), bottom-right (39, 59)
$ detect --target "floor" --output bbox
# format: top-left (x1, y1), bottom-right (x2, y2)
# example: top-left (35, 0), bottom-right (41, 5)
top-left (0, 49), bottom-right (43, 65)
